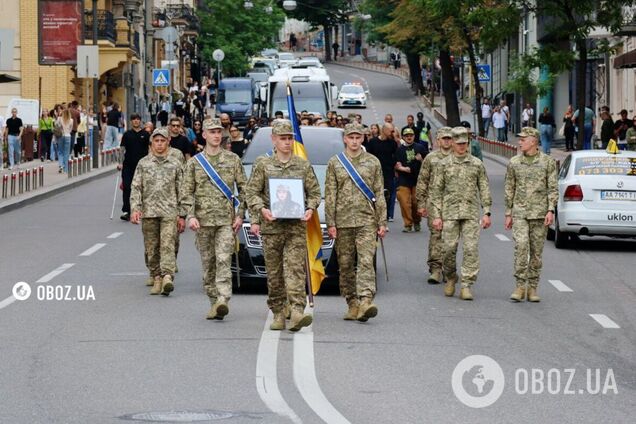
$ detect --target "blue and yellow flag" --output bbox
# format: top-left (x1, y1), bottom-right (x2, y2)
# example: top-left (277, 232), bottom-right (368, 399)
top-left (287, 84), bottom-right (325, 295)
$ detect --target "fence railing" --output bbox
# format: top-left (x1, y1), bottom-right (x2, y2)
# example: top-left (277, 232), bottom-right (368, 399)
top-left (476, 136), bottom-right (518, 159)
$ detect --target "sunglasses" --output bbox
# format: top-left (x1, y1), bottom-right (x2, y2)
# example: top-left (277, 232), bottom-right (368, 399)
top-left (171, 124), bottom-right (181, 127)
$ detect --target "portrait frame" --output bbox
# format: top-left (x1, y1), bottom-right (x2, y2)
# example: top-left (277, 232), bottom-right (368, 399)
top-left (268, 177), bottom-right (305, 219)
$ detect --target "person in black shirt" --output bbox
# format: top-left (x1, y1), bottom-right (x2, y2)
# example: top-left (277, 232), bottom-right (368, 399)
top-left (613, 109), bottom-right (633, 150)
top-left (168, 117), bottom-right (193, 159)
top-left (415, 111), bottom-right (432, 148)
top-left (118, 113), bottom-right (150, 220)
top-left (366, 123), bottom-right (398, 222)
top-left (395, 128), bottom-right (427, 232)
top-left (5, 108), bottom-right (24, 169)
top-left (228, 125), bottom-right (248, 158)
top-left (105, 103), bottom-right (122, 150)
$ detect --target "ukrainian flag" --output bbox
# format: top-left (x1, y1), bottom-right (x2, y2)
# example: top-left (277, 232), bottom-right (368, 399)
top-left (287, 83), bottom-right (325, 295)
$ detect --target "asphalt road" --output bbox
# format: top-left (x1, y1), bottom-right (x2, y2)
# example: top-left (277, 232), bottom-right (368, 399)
top-left (0, 64), bottom-right (634, 424)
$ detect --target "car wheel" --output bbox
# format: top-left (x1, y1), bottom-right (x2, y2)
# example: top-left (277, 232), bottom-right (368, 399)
top-left (554, 213), bottom-right (569, 249)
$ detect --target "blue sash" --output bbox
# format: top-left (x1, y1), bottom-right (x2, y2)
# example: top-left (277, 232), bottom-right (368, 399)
top-left (194, 153), bottom-right (240, 208)
top-left (336, 152), bottom-right (376, 203)
top-left (265, 149), bottom-right (274, 157)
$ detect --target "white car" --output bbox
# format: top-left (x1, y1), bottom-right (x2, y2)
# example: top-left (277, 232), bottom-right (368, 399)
top-left (548, 150), bottom-right (636, 248)
top-left (337, 83), bottom-right (368, 108)
top-left (296, 57), bottom-right (324, 68)
top-left (276, 52), bottom-right (297, 67)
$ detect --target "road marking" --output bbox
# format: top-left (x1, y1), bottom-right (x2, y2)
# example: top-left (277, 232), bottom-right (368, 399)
top-left (0, 296), bottom-right (16, 310)
top-left (256, 312), bottom-right (302, 424)
top-left (79, 243), bottom-right (107, 257)
top-left (589, 314), bottom-right (620, 329)
top-left (294, 323), bottom-right (351, 424)
top-left (548, 279), bottom-right (573, 292)
top-left (36, 263), bottom-right (75, 283)
top-left (495, 233), bottom-right (511, 241)
top-left (107, 232), bottom-right (123, 239)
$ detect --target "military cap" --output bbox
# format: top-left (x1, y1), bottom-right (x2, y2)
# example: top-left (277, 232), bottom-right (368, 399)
top-left (202, 118), bottom-right (223, 130)
top-left (517, 127), bottom-right (540, 139)
top-left (451, 126), bottom-right (469, 143)
top-left (271, 119), bottom-right (295, 135)
top-left (402, 127), bottom-right (415, 136)
top-left (151, 128), bottom-right (169, 139)
top-left (344, 122), bottom-right (365, 135)
top-left (437, 126), bottom-right (454, 138)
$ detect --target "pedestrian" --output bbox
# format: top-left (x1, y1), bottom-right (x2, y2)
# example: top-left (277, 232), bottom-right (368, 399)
top-left (74, 109), bottom-right (87, 157)
top-left (130, 128), bottom-right (185, 296)
top-left (505, 127), bottom-right (558, 303)
top-left (415, 112), bottom-right (431, 149)
top-left (69, 101), bottom-right (81, 154)
top-left (243, 117), bottom-right (258, 143)
top-left (481, 98), bottom-right (492, 137)
top-left (562, 105), bottom-right (575, 151)
top-left (245, 119), bottom-right (321, 332)
top-left (180, 118), bottom-right (247, 320)
top-left (325, 122), bottom-right (387, 321)
top-left (500, 100), bottom-right (510, 141)
top-left (368, 123), bottom-right (380, 139)
top-left (522, 103), bottom-right (534, 127)
top-left (144, 121), bottom-right (154, 135)
top-left (219, 113), bottom-right (233, 145)
top-left (332, 42), bottom-right (339, 60)
top-left (538, 107), bottom-right (556, 154)
top-left (416, 127), bottom-right (454, 284)
top-left (613, 109), bottom-right (633, 150)
top-left (366, 123), bottom-right (398, 224)
top-left (168, 117), bottom-right (193, 160)
top-left (56, 108), bottom-right (73, 173)
top-left (104, 102), bottom-right (121, 150)
top-left (5, 107), bottom-right (24, 169)
top-left (395, 128), bottom-right (427, 232)
top-left (492, 105), bottom-right (507, 142)
top-left (600, 110), bottom-right (614, 149)
top-left (626, 116), bottom-right (636, 151)
top-left (572, 105), bottom-right (595, 150)
top-left (229, 125), bottom-right (248, 158)
top-left (118, 113), bottom-right (150, 221)
top-left (430, 127), bottom-right (492, 300)
top-left (0, 113), bottom-right (5, 168)
top-left (38, 109), bottom-right (54, 162)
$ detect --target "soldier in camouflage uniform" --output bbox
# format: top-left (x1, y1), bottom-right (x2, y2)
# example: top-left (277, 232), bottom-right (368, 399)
top-left (245, 120), bottom-right (321, 332)
top-left (504, 127), bottom-right (558, 302)
top-left (180, 118), bottom-right (247, 319)
top-left (130, 128), bottom-right (186, 296)
top-left (416, 127), bottom-right (453, 284)
top-left (325, 122), bottom-right (387, 322)
top-left (430, 127), bottom-right (492, 300)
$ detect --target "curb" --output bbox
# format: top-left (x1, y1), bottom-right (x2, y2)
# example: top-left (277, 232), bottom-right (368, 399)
top-left (0, 167), bottom-right (118, 214)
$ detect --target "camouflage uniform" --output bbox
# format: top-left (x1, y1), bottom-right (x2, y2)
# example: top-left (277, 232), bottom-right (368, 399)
top-left (429, 128), bottom-right (492, 288)
top-left (505, 128), bottom-right (558, 289)
top-left (325, 125), bottom-right (387, 307)
top-left (180, 119), bottom-right (247, 306)
top-left (245, 123), bottom-right (321, 314)
top-left (415, 127), bottom-right (452, 274)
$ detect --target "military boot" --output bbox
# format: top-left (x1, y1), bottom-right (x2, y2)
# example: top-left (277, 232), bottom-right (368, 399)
top-left (527, 287), bottom-right (541, 302)
top-left (269, 312), bottom-right (286, 331)
top-left (283, 303), bottom-right (292, 320)
top-left (460, 286), bottom-right (474, 301)
top-left (150, 276), bottom-right (162, 295)
top-left (289, 309), bottom-right (313, 332)
top-left (428, 269), bottom-right (442, 285)
top-left (343, 300), bottom-right (359, 321)
top-left (161, 275), bottom-right (174, 296)
top-left (356, 298), bottom-right (378, 322)
top-left (510, 286), bottom-right (526, 302)
top-left (443, 280), bottom-right (456, 297)
top-left (145, 276), bottom-right (155, 287)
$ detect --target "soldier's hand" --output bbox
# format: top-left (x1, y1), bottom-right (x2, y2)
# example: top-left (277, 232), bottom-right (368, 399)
top-left (232, 217), bottom-right (243, 234)
top-left (544, 211), bottom-right (554, 227)
top-left (177, 217), bottom-right (186, 233)
top-left (327, 226), bottom-right (337, 239)
top-left (418, 208), bottom-right (427, 218)
top-left (377, 226), bottom-right (387, 238)
top-left (481, 215), bottom-right (492, 229)
top-left (504, 215), bottom-right (513, 230)
top-left (188, 217), bottom-right (200, 231)
top-left (250, 223), bottom-right (261, 236)
top-left (302, 209), bottom-right (313, 222)
top-left (130, 211), bottom-right (142, 224)
top-left (432, 218), bottom-right (443, 231)
top-left (261, 208), bottom-right (275, 222)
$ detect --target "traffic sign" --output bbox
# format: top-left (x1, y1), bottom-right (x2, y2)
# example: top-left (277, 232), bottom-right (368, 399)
top-left (213, 49), bottom-right (225, 62)
top-left (77, 46), bottom-right (99, 78)
top-left (477, 64), bottom-right (491, 82)
top-left (152, 69), bottom-right (170, 87)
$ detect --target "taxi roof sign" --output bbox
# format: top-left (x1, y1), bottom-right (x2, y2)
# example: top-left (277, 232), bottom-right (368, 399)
top-left (606, 139), bottom-right (621, 154)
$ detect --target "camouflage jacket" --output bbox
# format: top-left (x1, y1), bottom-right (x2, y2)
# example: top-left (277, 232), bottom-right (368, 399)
top-left (245, 154), bottom-right (321, 235)
top-left (168, 146), bottom-right (186, 166)
top-left (504, 151), bottom-right (558, 219)
top-left (415, 149), bottom-right (451, 210)
top-left (130, 153), bottom-right (183, 218)
top-left (180, 150), bottom-right (247, 226)
top-left (429, 153), bottom-right (492, 220)
top-left (324, 151), bottom-right (387, 228)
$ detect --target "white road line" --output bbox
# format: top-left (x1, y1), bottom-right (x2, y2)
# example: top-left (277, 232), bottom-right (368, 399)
top-left (0, 296), bottom-right (16, 310)
top-left (495, 233), bottom-right (511, 241)
top-left (548, 279), bottom-right (573, 292)
top-left (294, 325), bottom-right (351, 424)
top-left (79, 243), bottom-right (107, 257)
top-left (36, 263), bottom-right (75, 283)
top-left (589, 314), bottom-right (620, 329)
top-left (256, 312), bottom-right (302, 424)
top-left (107, 232), bottom-right (123, 239)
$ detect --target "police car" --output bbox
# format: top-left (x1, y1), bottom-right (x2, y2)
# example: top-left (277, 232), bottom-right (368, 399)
top-left (337, 83), bottom-right (368, 108)
top-left (548, 149), bottom-right (636, 248)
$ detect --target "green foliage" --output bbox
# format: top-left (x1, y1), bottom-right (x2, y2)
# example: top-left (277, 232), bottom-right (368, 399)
top-left (287, 0), bottom-right (350, 27)
top-left (358, 0), bottom-right (396, 47)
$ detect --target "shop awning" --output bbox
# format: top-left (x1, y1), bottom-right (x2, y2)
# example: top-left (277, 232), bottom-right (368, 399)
top-left (613, 49), bottom-right (636, 69)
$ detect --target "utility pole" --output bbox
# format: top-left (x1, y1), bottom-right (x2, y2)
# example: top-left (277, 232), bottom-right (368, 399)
top-left (92, 0), bottom-right (99, 169)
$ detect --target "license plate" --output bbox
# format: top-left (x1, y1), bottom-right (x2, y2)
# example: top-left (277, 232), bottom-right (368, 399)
top-left (601, 190), bottom-right (636, 201)
top-left (344, 100), bottom-right (359, 104)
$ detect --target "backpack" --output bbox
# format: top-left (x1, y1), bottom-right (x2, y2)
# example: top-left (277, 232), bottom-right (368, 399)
top-left (53, 119), bottom-right (64, 138)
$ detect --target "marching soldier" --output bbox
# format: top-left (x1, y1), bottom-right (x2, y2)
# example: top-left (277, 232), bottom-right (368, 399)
top-left (130, 128), bottom-right (185, 296)
top-left (416, 127), bottom-right (453, 284)
top-left (504, 127), bottom-right (558, 302)
top-left (430, 127), bottom-right (492, 300)
top-left (245, 120), bottom-right (321, 332)
top-left (325, 122), bottom-right (387, 322)
top-left (180, 118), bottom-right (247, 319)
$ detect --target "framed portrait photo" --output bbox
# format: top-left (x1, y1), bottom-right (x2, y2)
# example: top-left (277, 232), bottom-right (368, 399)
top-left (268, 177), bottom-right (305, 219)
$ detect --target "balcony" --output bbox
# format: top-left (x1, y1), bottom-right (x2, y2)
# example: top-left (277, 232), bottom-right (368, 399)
top-left (84, 10), bottom-right (116, 44)
top-left (617, 6), bottom-right (636, 36)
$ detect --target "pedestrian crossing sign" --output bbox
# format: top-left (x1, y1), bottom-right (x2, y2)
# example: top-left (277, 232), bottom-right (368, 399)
top-left (152, 69), bottom-right (170, 87)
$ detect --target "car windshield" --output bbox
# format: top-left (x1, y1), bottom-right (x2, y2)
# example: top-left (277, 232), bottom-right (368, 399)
top-left (271, 82), bottom-right (327, 116)
top-left (217, 89), bottom-right (251, 104)
top-left (340, 85), bottom-right (363, 94)
top-left (574, 156), bottom-right (636, 176)
top-left (278, 53), bottom-right (294, 60)
top-left (244, 164), bottom-right (327, 197)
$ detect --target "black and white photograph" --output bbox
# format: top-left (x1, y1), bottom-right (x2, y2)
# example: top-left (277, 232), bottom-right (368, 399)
top-left (268, 177), bottom-right (305, 219)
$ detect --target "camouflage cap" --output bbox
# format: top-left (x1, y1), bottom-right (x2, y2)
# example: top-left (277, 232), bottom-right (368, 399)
top-left (402, 127), bottom-right (415, 136)
top-left (344, 122), bottom-right (365, 135)
top-left (151, 128), bottom-right (169, 139)
top-left (202, 118), bottom-right (223, 130)
top-left (437, 126), bottom-right (454, 138)
top-left (271, 119), bottom-right (295, 135)
top-left (451, 126), bottom-right (469, 143)
top-left (517, 127), bottom-right (540, 139)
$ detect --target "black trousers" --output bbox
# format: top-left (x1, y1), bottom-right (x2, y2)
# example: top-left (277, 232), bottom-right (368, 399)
top-left (40, 130), bottom-right (52, 160)
top-left (122, 167), bottom-right (135, 214)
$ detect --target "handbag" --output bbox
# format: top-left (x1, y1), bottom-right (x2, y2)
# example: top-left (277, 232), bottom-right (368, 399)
top-left (558, 124), bottom-right (565, 137)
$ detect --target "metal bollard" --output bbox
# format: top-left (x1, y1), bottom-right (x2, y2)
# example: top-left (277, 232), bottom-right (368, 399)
top-left (18, 171), bottom-right (24, 194)
top-left (68, 159), bottom-right (73, 179)
top-left (10, 173), bottom-right (16, 196)
top-left (25, 169), bottom-right (31, 192)
top-left (32, 167), bottom-right (38, 190)
top-left (100, 150), bottom-right (105, 167)
top-left (2, 174), bottom-right (7, 198)
top-left (39, 165), bottom-right (44, 187)
top-left (74, 158), bottom-right (78, 176)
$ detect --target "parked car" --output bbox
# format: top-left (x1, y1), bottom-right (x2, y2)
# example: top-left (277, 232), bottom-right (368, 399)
top-left (276, 52), bottom-right (297, 67)
top-left (548, 150), bottom-right (636, 248)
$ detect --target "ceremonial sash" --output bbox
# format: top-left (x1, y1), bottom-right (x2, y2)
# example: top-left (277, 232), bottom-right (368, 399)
top-left (336, 152), bottom-right (376, 203)
top-left (265, 149), bottom-right (273, 157)
top-left (194, 153), bottom-right (240, 208)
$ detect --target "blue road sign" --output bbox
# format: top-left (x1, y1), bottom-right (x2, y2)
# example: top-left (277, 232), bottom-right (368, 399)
top-left (152, 69), bottom-right (170, 87)
top-left (477, 64), bottom-right (491, 83)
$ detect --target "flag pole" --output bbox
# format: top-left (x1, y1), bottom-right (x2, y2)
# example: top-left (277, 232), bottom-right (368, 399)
top-left (305, 252), bottom-right (315, 308)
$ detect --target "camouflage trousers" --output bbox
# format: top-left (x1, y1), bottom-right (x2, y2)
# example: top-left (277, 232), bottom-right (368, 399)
top-left (335, 225), bottom-right (377, 304)
top-left (141, 217), bottom-right (177, 278)
top-left (427, 215), bottom-right (443, 273)
top-left (442, 219), bottom-right (480, 287)
top-left (262, 231), bottom-right (307, 313)
top-left (396, 186), bottom-right (421, 227)
top-left (512, 218), bottom-right (548, 288)
top-left (196, 225), bottom-right (234, 304)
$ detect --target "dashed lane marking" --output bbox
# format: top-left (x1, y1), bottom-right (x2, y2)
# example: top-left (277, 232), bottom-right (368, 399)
top-left (36, 263), bottom-right (75, 283)
top-left (79, 243), bottom-right (107, 257)
top-left (107, 232), bottom-right (123, 239)
top-left (589, 314), bottom-right (620, 329)
top-left (548, 279), bottom-right (573, 292)
top-left (495, 233), bottom-right (511, 241)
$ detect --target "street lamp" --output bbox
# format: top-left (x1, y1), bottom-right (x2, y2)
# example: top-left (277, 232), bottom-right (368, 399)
top-left (282, 1), bottom-right (297, 10)
top-left (244, 1), bottom-right (254, 9)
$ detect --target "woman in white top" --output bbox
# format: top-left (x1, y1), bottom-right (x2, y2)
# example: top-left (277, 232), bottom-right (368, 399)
top-left (56, 108), bottom-right (74, 173)
top-left (492, 106), bottom-right (507, 142)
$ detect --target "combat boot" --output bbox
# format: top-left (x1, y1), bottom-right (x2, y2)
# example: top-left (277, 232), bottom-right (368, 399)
top-left (150, 277), bottom-right (162, 295)
top-left (428, 269), bottom-right (442, 284)
top-left (269, 312), bottom-right (286, 331)
top-left (283, 303), bottom-right (292, 320)
top-left (343, 300), bottom-right (359, 321)
top-left (289, 309), bottom-right (313, 332)
top-left (145, 276), bottom-right (155, 287)
top-left (161, 275), bottom-right (174, 296)
top-left (356, 298), bottom-right (378, 322)
top-left (527, 287), bottom-right (541, 302)
top-left (460, 286), bottom-right (474, 301)
top-left (444, 280), bottom-right (456, 297)
top-left (206, 299), bottom-right (229, 320)
top-left (510, 286), bottom-right (526, 302)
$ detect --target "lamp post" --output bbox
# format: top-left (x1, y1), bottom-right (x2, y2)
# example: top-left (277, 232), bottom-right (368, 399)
top-left (92, 0), bottom-right (99, 169)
